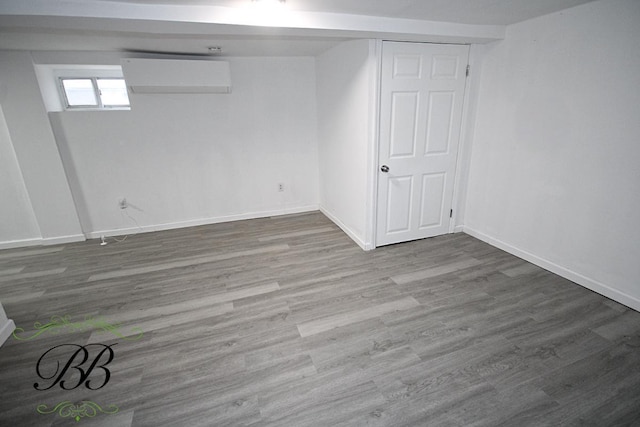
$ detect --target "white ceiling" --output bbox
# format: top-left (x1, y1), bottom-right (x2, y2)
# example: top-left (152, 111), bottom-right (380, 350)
top-left (0, 0), bottom-right (600, 56)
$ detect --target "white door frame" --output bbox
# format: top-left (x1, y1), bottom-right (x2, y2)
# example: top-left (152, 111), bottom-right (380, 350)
top-left (368, 40), bottom-right (478, 249)
top-left (363, 39), bottom-right (384, 250)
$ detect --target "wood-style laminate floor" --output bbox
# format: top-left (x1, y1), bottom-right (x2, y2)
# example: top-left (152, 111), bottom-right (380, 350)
top-left (1, 211), bottom-right (639, 426)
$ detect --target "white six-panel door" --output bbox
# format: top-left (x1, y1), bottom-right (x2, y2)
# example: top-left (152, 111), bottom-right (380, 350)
top-left (376, 42), bottom-right (469, 246)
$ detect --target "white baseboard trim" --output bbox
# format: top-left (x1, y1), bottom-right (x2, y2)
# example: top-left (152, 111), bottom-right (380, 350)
top-left (319, 206), bottom-right (368, 251)
top-left (0, 234), bottom-right (85, 250)
top-left (0, 318), bottom-right (15, 348)
top-left (0, 238), bottom-right (42, 250)
top-left (42, 234), bottom-right (86, 246)
top-left (86, 205), bottom-right (320, 239)
top-left (463, 226), bottom-right (640, 312)
top-left (453, 225), bottom-right (465, 233)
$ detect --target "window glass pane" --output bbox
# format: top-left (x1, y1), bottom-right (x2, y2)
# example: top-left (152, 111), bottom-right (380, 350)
top-left (97, 79), bottom-right (130, 106)
top-left (62, 79), bottom-right (98, 106)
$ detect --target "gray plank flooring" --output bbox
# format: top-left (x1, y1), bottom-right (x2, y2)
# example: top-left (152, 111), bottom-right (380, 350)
top-left (0, 211), bottom-right (639, 426)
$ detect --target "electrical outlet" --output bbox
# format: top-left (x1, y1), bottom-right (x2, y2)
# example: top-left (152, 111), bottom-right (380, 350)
top-left (119, 198), bottom-right (128, 209)
top-left (278, 183), bottom-right (284, 192)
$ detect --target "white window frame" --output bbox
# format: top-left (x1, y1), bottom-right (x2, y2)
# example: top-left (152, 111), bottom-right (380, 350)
top-left (34, 64), bottom-right (131, 112)
top-left (58, 77), bottom-right (130, 110)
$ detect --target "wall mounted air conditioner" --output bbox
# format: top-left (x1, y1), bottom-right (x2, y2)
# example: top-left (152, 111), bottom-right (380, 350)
top-left (121, 58), bottom-right (231, 94)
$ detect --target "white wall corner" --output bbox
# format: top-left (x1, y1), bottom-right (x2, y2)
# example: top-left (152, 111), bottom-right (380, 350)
top-left (462, 1), bottom-right (640, 313)
top-left (0, 104), bottom-right (43, 245)
top-left (0, 319), bottom-right (16, 348)
top-left (463, 226), bottom-right (640, 313)
top-left (450, 43), bottom-right (486, 232)
top-left (316, 40), bottom-right (372, 251)
top-left (0, 51), bottom-right (84, 242)
top-left (0, 303), bottom-right (16, 348)
top-left (320, 206), bottom-right (368, 251)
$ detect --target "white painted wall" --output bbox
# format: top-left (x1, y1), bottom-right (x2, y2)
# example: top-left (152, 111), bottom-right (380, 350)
top-left (48, 56), bottom-right (319, 236)
top-left (451, 44), bottom-right (486, 233)
top-left (0, 105), bottom-right (41, 248)
top-left (0, 51), bottom-right (84, 246)
top-left (464, 0), bottom-right (640, 310)
top-left (316, 40), bottom-right (376, 249)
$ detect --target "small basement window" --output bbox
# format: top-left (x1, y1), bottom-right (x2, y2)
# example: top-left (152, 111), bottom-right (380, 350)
top-left (59, 77), bottom-right (130, 110)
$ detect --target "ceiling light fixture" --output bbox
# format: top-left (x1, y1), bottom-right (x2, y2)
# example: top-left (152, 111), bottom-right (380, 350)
top-left (245, 0), bottom-right (289, 26)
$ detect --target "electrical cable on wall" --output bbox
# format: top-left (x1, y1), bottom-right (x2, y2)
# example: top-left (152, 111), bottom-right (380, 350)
top-left (100, 202), bottom-right (144, 245)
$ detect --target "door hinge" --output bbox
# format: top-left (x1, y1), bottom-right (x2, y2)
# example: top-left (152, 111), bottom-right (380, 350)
top-left (450, 209), bottom-right (453, 218)
top-left (466, 64), bottom-right (470, 77)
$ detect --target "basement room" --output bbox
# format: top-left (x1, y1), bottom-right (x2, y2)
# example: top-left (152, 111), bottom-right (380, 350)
top-left (0, 0), bottom-right (639, 425)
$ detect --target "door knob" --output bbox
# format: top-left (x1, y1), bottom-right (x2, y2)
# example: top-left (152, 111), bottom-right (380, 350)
top-left (380, 165), bottom-right (389, 173)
